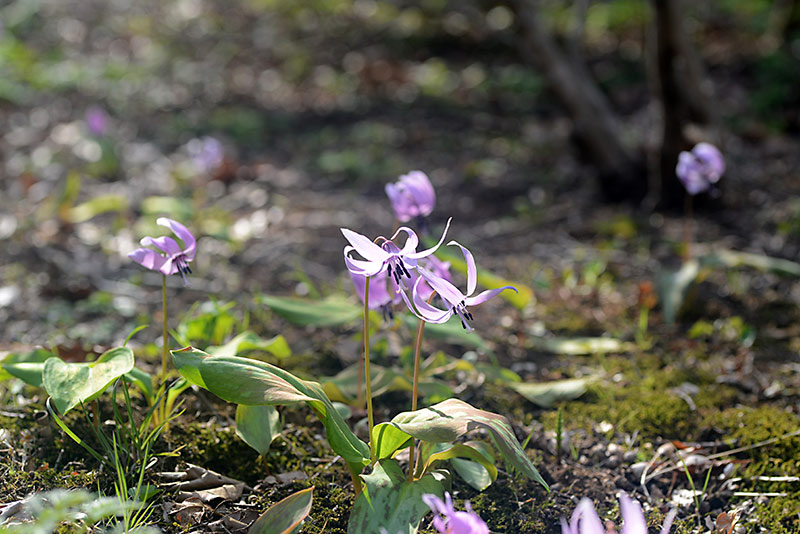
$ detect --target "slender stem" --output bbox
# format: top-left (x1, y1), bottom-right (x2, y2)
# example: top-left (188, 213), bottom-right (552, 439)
top-left (363, 276), bottom-right (375, 462)
top-left (407, 314), bottom-right (427, 482)
top-left (356, 359), bottom-right (364, 409)
top-left (160, 274), bottom-right (168, 425)
top-left (683, 194), bottom-right (693, 261)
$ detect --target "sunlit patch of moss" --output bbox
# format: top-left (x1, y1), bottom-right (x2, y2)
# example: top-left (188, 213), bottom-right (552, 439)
top-left (0, 465), bottom-right (98, 502)
top-left (751, 494), bottom-right (800, 533)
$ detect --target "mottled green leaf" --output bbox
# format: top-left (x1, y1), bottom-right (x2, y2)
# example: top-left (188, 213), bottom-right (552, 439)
top-left (43, 347), bottom-right (134, 414)
top-left (249, 487), bottom-right (313, 534)
top-left (656, 259), bottom-right (700, 324)
top-left (0, 348), bottom-right (56, 386)
top-left (208, 331), bottom-right (291, 359)
top-left (509, 377), bottom-right (592, 408)
top-left (259, 294), bottom-right (361, 327)
top-left (236, 404), bottom-right (281, 456)
top-left (347, 460), bottom-right (446, 534)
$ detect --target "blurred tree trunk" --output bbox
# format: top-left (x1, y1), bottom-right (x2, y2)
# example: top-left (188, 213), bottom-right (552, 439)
top-left (652, 0), bottom-right (715, 209)
top-left (508, 0), bottom-right (647, 203)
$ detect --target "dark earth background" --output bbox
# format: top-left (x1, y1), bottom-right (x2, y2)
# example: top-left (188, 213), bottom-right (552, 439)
top-left (1, 0), bottom-right (800, 532)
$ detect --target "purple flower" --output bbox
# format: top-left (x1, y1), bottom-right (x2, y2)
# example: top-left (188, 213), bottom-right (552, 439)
top-left (341, 218), bottom-right (451, 287)
top-left (561, 494), bottom-right (677, 534)
top-left (422, 493), bottom-right (488, 534)
top-left (676, 142), bottom-right (725, 195)
top-left (129, 218), bottom-right (196, 285)
top-left (85, 106), bottom-right (109, 136)
top-left (410, 241), bottom-right (516, 331)
top-left (385, 171), bottom-right (436, 223)
top-left (350, 269), bottom-right (401, 321)
top-left (412, 254), bottom-right (452, 302)
top-left (188, 136), bottom-right (224, 174)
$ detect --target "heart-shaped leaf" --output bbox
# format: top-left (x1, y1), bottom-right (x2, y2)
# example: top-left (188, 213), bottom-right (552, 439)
top-left (249, 487), bottom-right (314, 534)
top-left (43, 347), bottom-right (135, 414)
top-left (347, 459), bottom-right (446, 534)
top-left (172, 348), bottom-right (370, 468)
top-left (236, 404), bottom-right (281, 456)
top-left (373, 398), bottom-right (548, 489)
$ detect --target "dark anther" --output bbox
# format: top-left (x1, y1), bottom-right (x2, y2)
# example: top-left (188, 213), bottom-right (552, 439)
top-left (400, 262), bottom-right (411, 278)
top-left (461, 319), bottom-right (467, 329)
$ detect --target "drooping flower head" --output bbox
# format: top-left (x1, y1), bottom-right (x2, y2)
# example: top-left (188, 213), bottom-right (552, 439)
top-left (129, 218), bottom-right (196, 285)
top-left (341, 218), bottom-right (451, 290)
top-left (85, 106), bottom-right (109, 136)
top-left (411, 241), bottom-right (516, 331)
top-left (561, 494), bottom-right (677, 534)
top-left (350, 269), bottom-right (401, 321)
top-left (676, 142), bottom-right (725, 196)
top-left (385, 170), bottom-right (436, 223)
top-left (422, 493), bottom-right (488, 534)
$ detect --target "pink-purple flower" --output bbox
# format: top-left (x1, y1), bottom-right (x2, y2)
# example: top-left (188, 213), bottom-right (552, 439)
top-left (676, 142), bottom-right (725, 195)
top-left (411, 241), bottom-right (516, 331)
top-left (350, 270), bottom-right (401, 320)
top-left (85, 106), bottom-right (109, 136)
top-left (412, 254), bottom-right (452, 303)
top-left (341, 218), bottom-right (451, 287)
top-left (422, 493), bottom-right (488, 534)
top-left (129, 218), bottom-right (196, 285)
top-left (385, 171), bottom-right (436, 223)
top-left (561, 494), bottom-right (676, 534)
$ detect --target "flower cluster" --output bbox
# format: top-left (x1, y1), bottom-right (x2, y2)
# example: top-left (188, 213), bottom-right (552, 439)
top-left (422, 493), bottom-right (488, 534)
top-left (561, 494), bottom-right (676, 534)
top-left (676, 142), bottom-right (725, 195)
top-left (344, 170), bottom-right (515, 331)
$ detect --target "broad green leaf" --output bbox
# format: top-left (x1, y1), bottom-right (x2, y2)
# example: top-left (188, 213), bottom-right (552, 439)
top-left (400, 315), bottom-right (494, 354)
top-left (656, 259), bottom-right (700, 324)
top-left (207, 331), bottom-right (291, 360)
top-left (509, 377), bottom-right (592, 408)
top-left (173, 348), bottom-right (370, 468)
top-left (250, 487), bottom-right (314, 534)
top-left (235, 404), bottom-right (281, 456)
top-left (69, 194), bottom-right (128, 223)
top-left (348, 459), bottom-right (446, 534)
top-left (701, 249), bottom-right (800, 277)
top-left (373, 423), bottom-right (414, 460)
top-left (322, 364), bottom-right (452, 406)
top-left (431, 244), bottom-right (535, 309)
top-left (374, 398), bottom-right (548, 489)
top-left (421, 443), bottom-right (497, 490)
top-left (449, 442), bottom-right (497, 491)
top-left (259, 294), bottom-right (361, 327)
top-left (141, 196), bottom-right (193, 220)
top-left (529, 337), bottom-right (633, 355)
top-left (0, 348), bottom-right (56, 386)
top-left (123, 367), bottom-right (154, 403)
top-left (172, 346), bottom-right (209, 388)
top-left (43, 347), bottom-right (135, 414)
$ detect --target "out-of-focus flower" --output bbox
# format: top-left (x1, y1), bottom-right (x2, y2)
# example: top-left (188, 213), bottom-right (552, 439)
top-left (188, 136), bottom-right (224, 174)
top-left (341, 218), bottom-right (451, 284)
top-left (385, 170), bottom-right (435, 223)
top-left (676, 142), bottom-right (725, 195)
top-left (129, 218), bottom-right (196, 285)
top-left (350, 269), bottom-right (400, 320)
top-left (561, 494), bottom-right (677, 534)
top-left (411, 241), bottom-right (515, 331)
top-left (422, 493), bottom-right (488, 534)
top-left (85, 106), bottom-right (109, 136)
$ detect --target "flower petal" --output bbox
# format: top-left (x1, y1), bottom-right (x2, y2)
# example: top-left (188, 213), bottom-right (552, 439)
top-left (344, 246), bottom-right (386, 277)
top-left (341, 228), bottom-right (389, 263)
top-left (422, 494), bottom-right (448, 516)
top-left (410, 278), bottom-right (453, 323)
top-left (660, 507), bottom-right (678, 534)
top-left (447, 240), bottom-right (477, 296)
top-left (128, 248), bottom-right (167, 272)
top-left (392, 227), bottom-right (419, 257)
top-left (619, 493), bottom-right (647, 534)
top-left (406, 217), bottom-right (451, 260)
top-left (157, 217), bottom-right (196, 260)
top-left (572, 498), bottom-right (604, 534)
top-left (465, 285), bottom-right (517, 307)
top-left (417, 265), bottom-right (466, 308)
top-left (141, 236), bottom-right (182, 257)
